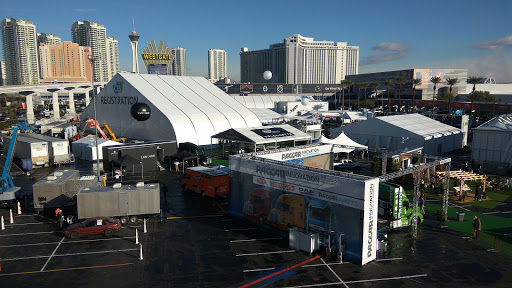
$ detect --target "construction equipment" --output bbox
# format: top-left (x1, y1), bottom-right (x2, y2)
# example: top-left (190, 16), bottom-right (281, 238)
top-left (101, 123), bottom-right (117, 141)
top-left (1, 119), bottom-right (35, 208)
top-left (80, 119), bottom-right (127, 143)
top-left (82, 119), bottom-right (108, 140)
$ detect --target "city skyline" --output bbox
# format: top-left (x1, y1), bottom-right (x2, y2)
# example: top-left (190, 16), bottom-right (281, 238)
top-left (1, 0), bottom-right (511, 83)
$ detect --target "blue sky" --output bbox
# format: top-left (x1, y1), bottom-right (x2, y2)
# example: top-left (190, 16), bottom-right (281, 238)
top-left (2, 0), bottom-right (511, 82)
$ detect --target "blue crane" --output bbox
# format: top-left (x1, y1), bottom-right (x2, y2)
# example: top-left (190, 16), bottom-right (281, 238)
top-left (0, 119), bottom-right (35, 207)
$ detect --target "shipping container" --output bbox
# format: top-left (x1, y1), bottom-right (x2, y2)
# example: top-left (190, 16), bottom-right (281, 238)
top-left (77, 183), bottom-right (160, 224)
top-left (20, 133), bottom-right (70, 165)
top-left (103, 140), bottom-right (177, 172)
top-left (182, 166), bottom-right (229, 198)
top-left (33, 170), bottom-right (81, 212)
top-left (3, 134), bottom-right (49, 167)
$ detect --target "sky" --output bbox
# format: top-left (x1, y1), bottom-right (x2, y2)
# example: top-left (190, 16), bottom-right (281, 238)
top-left (1, 0), bottom-right (512, 83)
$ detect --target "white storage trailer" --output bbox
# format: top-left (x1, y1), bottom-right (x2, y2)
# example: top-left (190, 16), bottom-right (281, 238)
top-left (20, 133), bottom-right (70, 165)
top-left (77, 183), bottom-right (160, 224)
top-left (3, 134), bottom-right (49, 168)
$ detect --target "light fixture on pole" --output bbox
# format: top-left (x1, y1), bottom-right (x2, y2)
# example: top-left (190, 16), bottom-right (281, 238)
top-left (88, 54), bottom-right (101, 183)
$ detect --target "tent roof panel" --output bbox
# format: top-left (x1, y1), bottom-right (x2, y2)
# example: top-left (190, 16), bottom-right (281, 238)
top-left (474, 114), bottom-right (512, 131)
top-left (211, 124), bottom-right (312, 144)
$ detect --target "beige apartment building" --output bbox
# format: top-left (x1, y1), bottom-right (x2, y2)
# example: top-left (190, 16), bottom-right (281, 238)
top-left (39, 41), bottom-right (92, 83)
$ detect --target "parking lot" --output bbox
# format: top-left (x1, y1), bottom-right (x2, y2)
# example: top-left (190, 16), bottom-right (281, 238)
top-left (1, 166), bottom-right (512, 287)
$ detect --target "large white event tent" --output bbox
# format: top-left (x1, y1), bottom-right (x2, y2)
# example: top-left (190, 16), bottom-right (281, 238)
top-left (331, 114), bottom-right (463, 155)
top-left (315, 132), bottom-right (368, 154)
top-left (472, 114), bottom-right (512, 166)
top-left (72, 136), bottom-right (121, 161)
top-left (81, 73), bottom-right (262, 146)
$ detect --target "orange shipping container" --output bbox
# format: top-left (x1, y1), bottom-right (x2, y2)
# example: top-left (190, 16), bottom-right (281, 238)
top-left (181, 166), bottom-right (229, 198)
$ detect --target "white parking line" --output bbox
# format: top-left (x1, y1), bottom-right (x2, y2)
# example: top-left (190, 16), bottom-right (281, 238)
top-left (225, 228), bottom-right (258, 232)
top-left (0, 248), bottom-right (138, 262)
top-left (344, 274), bottom-right (428, 284)
top-left (0, 237), bottom-right (136, 248)
top-left (53, 248), bottom-right (138, 258)
top-left (4, 222), bottom-right (47, 226)
top-left (0, 231), bottom-right (56, 237)
top-left (230, 237), bottom-right (283, 243)
top-left (448, 203), bottom-right (470, 211)
top-left (376, 257), bottom-right (403, 262)
top-left (243, 267), bottom-right (276, 273)
top-left (320, 257), bottom-right (349, 288)
top-left (284, 274), bottom-right (428, 287)
top-left (243, 257), bottom-right (402, 273)
top-left (236, 250), bottom-right (297, 257)
top-left (303, 262), bottom-right (345, 268)
top-left (244, 262), bottom-right (346, 273)
top-left (41, 237), bottom-right (65, 271)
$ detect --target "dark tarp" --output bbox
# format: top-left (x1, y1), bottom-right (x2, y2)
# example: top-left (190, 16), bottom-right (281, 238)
top-left (170, 150), bottom-right (197, 161)
top-left (112, 154), bottom-right (143, 174)
top-left (168, 150), bottom-right (198, 173)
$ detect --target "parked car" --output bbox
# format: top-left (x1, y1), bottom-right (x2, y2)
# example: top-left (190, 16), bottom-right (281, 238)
top-left (65, 216), bottom-right (121, 239)
top-left (333, 159), bottom-right (362, 173)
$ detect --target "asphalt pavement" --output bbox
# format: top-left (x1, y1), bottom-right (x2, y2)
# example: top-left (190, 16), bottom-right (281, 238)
top-left (1, 162), bottom-right (512, 287)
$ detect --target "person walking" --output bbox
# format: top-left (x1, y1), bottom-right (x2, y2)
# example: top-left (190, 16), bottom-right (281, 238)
top-left (174, 160), bottom-right (180, 172)
top-left (472, 215), bottom-right (482, 240)
top-left (420, 194), bottom-right (425, 214)
top-left (162, 184), bottom-right (168, 203)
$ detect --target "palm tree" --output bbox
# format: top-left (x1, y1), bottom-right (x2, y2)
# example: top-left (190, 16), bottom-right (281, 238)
top-left (358, 82), bottom-right (370, 109)
top-left (430, 76), bottom-right (442, 115)
top-left (445, 77), bottom-right (459, 114)
top-left (395, 76), bottom-right (405, 113)
top-left (372, 81), bottom-right (381, 110)
top-left (340, 79), bottom-right (353, 113)
top-left (411, 78), bottom-right (422, 113)
top-left (384, 80), bottom-right (394, 112)
top-left (468, 76), bottom-right (482, 117)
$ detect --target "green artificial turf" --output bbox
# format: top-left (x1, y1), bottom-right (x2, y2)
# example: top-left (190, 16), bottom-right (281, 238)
top-left (424, 202), bottom-right (512, 257)
top-left (211, 158), bottom-right (229, 167)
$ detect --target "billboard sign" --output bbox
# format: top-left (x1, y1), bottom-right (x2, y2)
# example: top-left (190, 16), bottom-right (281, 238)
top-left (229, 155), bottom-right (379, 265)
top-left (148, 64), bottom-right (167, 75)
top-left (141, 54), bottom-right (173, 61)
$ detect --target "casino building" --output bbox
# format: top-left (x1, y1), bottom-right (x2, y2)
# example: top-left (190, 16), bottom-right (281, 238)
top-left (140, 40), bottom-right (175, 75)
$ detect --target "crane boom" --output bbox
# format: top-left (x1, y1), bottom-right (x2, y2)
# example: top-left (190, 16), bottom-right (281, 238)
top-left (1, 119), bottom-right (34, 206)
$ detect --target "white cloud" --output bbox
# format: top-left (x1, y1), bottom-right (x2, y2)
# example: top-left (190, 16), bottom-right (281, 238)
top-left (361, 41), bottom-right (412, 66)
top-left (473, 35), bottom-right (512, 50)
top-left (372, 41), bottom-right (411, 52)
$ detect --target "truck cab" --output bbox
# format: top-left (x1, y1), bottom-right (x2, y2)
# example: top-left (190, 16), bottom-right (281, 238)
top-left (307, 202), bottom-right (335, 244)
top-left (378, 182), bottom-right (423, 229)
top-left (268, 194), bottom-right (306, 232)
top-left (243, 188), bottom-right (271, 224)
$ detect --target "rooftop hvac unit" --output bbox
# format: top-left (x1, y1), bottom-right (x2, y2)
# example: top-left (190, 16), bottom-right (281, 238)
top-left (136, 182), bottom-right (144, 188)
top-left (54, 171), bottom-right (63, 177)
top-left (113, 183), bottom-right (122, 189)
top-left (47, 176), bottom-right (57, 181)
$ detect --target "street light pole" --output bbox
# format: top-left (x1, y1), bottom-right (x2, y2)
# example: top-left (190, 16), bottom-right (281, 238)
top-left (88, 55), bottom-right (101, 183)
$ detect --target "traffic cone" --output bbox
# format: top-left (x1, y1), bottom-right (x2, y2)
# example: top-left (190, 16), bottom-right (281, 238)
top-left (17, 202), bottom-right (21, 215)
top-left (139, 243), bottom-right (143, 260)
top-left (135, 228), bottom-right (139, 244)
top-left (9, 209), bottom-right (13, 224)
top-left (1, 215), bottom-right (4, 230)
top-left (143, 219), bottom-right (147, 233)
